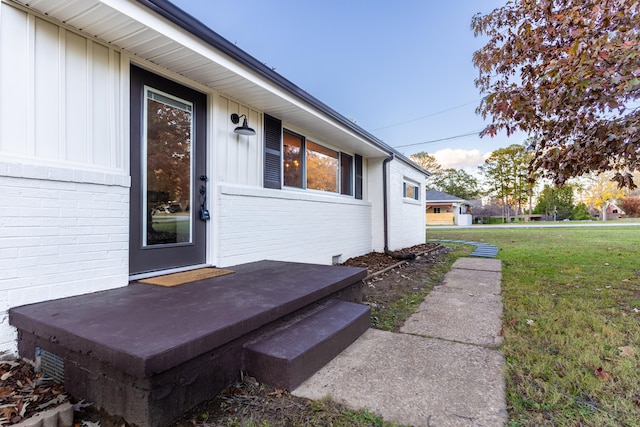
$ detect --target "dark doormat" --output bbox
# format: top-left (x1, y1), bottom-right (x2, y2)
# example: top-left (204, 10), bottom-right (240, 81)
top-left (138, 268), bottom-right (235, 287)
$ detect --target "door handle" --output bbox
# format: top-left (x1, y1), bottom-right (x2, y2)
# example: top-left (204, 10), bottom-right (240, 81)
top-left (198, 178), bottom-right (210, 221)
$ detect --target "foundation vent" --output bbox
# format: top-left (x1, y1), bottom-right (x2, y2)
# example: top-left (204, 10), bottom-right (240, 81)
top-left (36, 347), bottom-right (65, 384)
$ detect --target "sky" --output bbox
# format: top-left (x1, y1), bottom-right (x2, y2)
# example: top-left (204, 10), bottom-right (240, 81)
top-left (170, 0), bottom-right (521, 171)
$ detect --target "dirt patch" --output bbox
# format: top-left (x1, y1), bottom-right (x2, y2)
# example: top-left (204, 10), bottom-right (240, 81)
top-left (344, 243), bottom-right (445, 316)
top-left (6, 243), bottom-right (453, 426)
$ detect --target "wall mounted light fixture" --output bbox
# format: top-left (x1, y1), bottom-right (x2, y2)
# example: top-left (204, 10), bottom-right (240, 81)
top-left (230, 113), bottom-right (256, 136)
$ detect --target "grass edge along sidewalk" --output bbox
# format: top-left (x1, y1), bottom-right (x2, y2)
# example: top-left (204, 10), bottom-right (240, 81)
top-left (426, 226), bottom-right (640, 427)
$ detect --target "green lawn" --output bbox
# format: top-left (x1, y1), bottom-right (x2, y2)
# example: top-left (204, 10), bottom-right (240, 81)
top-left (426, 226), bottom-right (640, 426)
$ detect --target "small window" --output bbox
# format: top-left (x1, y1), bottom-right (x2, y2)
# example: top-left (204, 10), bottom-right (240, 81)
top-left (403, 182), bottom-right (419, 201)
top-left (434, 207), bottom-right (441, 214)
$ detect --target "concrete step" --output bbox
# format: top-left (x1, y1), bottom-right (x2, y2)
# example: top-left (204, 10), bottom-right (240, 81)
top-left (244, 300), bottom-right (370, 390)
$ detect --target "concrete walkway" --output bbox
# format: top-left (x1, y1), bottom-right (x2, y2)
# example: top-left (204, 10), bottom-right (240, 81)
top-left (293, 257), bottom-right (507, 426)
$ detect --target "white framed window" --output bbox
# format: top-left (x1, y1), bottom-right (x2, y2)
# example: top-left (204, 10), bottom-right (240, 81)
top-left (403, 181), bottom-right (420, 201)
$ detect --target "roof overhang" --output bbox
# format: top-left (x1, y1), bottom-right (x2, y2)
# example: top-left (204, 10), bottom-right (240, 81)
top-left (9, 0), bottom-right (411, 160)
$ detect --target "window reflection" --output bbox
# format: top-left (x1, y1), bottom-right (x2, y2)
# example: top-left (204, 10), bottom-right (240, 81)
top-left (144, 89), bottom-right (193, 246)
top-left (306, 140), bottom-right (338, 192)
top-left (283, 131), bottom-right (303, 188)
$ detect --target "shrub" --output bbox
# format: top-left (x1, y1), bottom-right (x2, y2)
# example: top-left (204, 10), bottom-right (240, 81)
top-left (572, 203), bottom-right (592, 220)
top-left (620, 197), bottom-right (640, 217)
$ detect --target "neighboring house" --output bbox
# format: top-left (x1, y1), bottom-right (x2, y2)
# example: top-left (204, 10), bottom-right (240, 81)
top-left (606, 202), bottom-right (625, 219)
top-left (589, 202), bottom-right (625, 220)
top-left (0, 0), bottom-right (428, 354)
top-left (425, 189), bottom-right (472, 226)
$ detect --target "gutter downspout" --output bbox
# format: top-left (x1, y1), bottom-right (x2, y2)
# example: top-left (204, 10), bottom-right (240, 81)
top-left (382, 154), bottom-right (416, 260)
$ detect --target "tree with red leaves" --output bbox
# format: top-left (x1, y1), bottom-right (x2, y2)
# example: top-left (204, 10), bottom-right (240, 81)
top-left (472, 0), bottom-right (640, 188)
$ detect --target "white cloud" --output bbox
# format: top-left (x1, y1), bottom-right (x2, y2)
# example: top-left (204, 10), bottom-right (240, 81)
top-left (433, 148), bottom-right (489, 170)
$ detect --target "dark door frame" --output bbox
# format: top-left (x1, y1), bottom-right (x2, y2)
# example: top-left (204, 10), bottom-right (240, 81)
top-left (129, 65), bottom-right (208, 275)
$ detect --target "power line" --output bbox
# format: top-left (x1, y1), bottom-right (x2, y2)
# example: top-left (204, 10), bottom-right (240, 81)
top-left (372, 99), bottom-right (482, 131)
top-left (394, 129), bottom-right (483, 149)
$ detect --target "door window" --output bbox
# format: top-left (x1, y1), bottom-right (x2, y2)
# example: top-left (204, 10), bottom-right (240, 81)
top-left (144, 88), bottom-right (194, 246)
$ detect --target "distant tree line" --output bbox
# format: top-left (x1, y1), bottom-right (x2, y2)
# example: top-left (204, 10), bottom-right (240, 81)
top-left (411, 144), bottom-right (639, 223)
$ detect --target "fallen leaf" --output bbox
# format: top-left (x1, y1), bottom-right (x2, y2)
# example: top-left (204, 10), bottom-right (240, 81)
top-left (618, 346), bottom-right (635, 357)
top-left (73, 400), bottom-right (93, 411)
top-left (19, 401), bottom-right (29, 417)
top-left (507, 318), bottom-right (518, 326)
top-left (0, 408), bottom-right (17, 420)
top-left (266, 388), bottom-right (285, 397)
top-left (0, 386), bottom-right (14, 398)
top-left (36, 393), bottom-right (67, 410)
top-left (594, 367), bottom-right (611, 381)
top-left (1, 371), bottom-right (13, 381)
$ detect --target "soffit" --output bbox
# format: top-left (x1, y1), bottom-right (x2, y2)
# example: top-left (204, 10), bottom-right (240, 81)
top-left (9, 0), bottom-right (390, 158)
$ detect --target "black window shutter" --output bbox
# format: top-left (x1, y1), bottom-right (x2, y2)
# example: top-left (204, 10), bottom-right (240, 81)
top-left (354, 154), bottom-right (363, 200)
top-left (264, 114), bottom-right (282, 189)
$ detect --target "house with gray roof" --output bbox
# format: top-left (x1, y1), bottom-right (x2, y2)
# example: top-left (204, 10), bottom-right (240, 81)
top-left (425, 189), bottom-right (472, 225)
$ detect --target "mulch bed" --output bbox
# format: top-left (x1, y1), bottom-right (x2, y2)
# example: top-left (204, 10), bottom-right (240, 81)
top-left (341, 242), bottom-right (442, 274)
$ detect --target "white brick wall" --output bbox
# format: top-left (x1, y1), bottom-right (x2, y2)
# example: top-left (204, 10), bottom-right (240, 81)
top-left (388, 160), bottom-right (427, 250)
top-left (368, 158), bottom-right (385, 252)
top-left (0, 162), bottom-right (130, 354)
top-left (215, 184), bottom-right (373, 267)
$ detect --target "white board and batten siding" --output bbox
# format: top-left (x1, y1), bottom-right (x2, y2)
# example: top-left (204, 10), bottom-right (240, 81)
top-left (214, 96), bottom-right (263, 187)
top-left (0, 3), bottom-right (125, 169)
top-left (0, 2), bottom-right (130, 352)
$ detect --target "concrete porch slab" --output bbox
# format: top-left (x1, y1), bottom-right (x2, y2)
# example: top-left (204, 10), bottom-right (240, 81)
top-left (10, 260), bottom-right (367, 426)
top-left (10, 260), bottom-right (366, 378)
